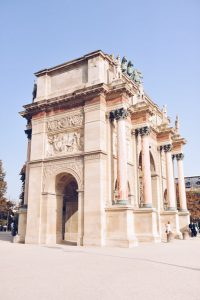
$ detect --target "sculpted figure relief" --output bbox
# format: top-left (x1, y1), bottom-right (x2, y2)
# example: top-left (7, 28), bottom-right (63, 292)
top-left (47, 130), bottom-right (83, 157)
top-left (47, 114), bottom-right (83, 132)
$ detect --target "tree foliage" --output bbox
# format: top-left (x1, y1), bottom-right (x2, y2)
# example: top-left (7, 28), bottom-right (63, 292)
top-left (0, 160), bottom-right (14, 226)
top-left (0, 160), bottom-right (7, 200)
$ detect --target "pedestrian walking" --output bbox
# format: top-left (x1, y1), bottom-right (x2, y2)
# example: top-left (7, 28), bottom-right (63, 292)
top-left (165, 221), bottom-right (172, 242)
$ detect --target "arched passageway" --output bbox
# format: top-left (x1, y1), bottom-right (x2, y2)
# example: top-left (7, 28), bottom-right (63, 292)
top-left (56, 173), bottom-right (78, 244)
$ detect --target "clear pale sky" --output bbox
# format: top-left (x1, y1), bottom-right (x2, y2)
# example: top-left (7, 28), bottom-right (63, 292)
top-left (0, 0), bottom-right (199, 200)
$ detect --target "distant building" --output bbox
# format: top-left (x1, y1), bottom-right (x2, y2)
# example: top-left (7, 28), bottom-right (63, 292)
top-left (175, 176), bottom-right (200, 220)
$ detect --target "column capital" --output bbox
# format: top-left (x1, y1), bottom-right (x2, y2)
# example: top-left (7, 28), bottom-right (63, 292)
top-left (160, 144), bottom-right (172, 152)
top-left (25, 121), bottom-right (32, 140)
top-left (176, 153), bottom-right (184, 161)
top-left (24, 128), bottom-right (32, 140)
top-left (136, 126), bottom-right (150, 136)
top-left (109, 108), bottom-right (128, 121)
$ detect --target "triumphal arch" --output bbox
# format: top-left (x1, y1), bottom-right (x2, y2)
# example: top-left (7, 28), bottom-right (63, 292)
top-left (17, 50), bottom-right (189, 247)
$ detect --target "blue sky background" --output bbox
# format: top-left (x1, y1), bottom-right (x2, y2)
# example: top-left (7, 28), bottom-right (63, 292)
top-left (0, 0), bottom-right (199, 200)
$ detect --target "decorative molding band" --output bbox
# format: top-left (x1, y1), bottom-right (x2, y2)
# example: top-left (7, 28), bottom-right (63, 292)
top-left (47, 113), bottom-right (83, 132)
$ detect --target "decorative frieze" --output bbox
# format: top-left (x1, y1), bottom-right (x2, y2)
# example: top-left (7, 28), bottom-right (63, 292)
top-left (47, 114), bottom-right (83, 132)
top-left (46, 129), bottom-right (83, 157)
top-left (136, 126), bottom-right (150, 136)
top-left (109, 108), bottom-right (128, 121)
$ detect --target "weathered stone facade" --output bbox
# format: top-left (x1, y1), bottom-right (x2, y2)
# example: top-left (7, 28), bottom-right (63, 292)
top-left (17, 50), bottom-right (189, 247)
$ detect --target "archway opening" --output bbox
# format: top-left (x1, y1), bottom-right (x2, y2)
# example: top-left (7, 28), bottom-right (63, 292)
top-left (56, 173), bottom-right (78, 244)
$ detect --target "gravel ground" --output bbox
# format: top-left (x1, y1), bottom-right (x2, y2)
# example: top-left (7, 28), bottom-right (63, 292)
top-left (0, 232), bottom-right (200, 300)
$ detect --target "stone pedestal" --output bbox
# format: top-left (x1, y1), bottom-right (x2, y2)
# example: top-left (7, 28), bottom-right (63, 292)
top-left (160, 210), bottom-right (182, 239)
top-left (15, 206), bottom-right (27, 243)
top-left (134, 208), bottom-right (160, 242)
top-left (178, 211), bottom-right (190, 231)
top-left (105, 206), bottom-right (138, 247)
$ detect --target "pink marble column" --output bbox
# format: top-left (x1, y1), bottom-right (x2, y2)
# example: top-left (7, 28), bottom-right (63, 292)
top-left (138, 126), bottom-right (152, 208)
top-left (176, 153), bottom-right (187, 211)
top-left (163, 144), bottom-right (176, 210)
top-left (110, 108), bottom-right (128, 204)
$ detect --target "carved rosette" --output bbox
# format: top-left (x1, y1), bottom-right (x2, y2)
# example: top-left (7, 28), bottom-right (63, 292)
top-left (109, 108), bottom-right (128, 121)
top-left (136, 126), bottom-right (150, 136)
top-left (176, 153), bottom-right (184, 161)
top-left (160, 144), bottom-right (172, 152)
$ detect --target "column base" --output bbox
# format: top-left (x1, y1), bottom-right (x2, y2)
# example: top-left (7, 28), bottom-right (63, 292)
top-left (179, 209), bottom-right (188, 212)
top-left (134, 208), bottom-right (161, 243)
top-left (141, 203), bottom-right (152, 208)
top-left (105, 206), bottom-right (138, 248)
top-left (115, 200), bottom-right (129, 205)
top-left (167, 207), bottom-right (176, 211)
top-left (178, 210), bottom-right (190, 233)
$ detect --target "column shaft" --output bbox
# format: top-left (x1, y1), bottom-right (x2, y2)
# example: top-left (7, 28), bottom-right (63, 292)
top-left (117, 118), bottom-right (128, 202)
top-left (141, 132), bottom-right (152, 208)
top-left (110, 108), bottom-right (128, 205)
top-left (177, 154), bottom-right (187, 211)
top-left (164, 146), bottom-right (176, 210)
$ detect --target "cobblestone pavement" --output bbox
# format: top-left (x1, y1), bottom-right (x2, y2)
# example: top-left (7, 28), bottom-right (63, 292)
top-left (0, 233), bottom-right (200, 300)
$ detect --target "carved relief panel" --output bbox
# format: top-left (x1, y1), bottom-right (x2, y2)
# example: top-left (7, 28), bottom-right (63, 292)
top-left (45, 113), bottom-right (84, 157)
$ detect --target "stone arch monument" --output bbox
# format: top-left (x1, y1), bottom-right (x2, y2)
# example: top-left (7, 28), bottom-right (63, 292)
top-left (17, 50), bottom-right (189, 247)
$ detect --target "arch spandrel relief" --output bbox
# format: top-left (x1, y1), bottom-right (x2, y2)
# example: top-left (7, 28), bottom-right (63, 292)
top-left (42, 158), bottom-right (83, 192)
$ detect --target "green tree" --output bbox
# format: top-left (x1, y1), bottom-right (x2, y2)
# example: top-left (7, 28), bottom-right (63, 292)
top-left (0, 159), bottom-right (7, 200)
top-left (0, 160), bottom-right (14, 227)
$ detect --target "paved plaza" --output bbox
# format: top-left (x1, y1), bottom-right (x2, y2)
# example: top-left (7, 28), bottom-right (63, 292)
top-left (0, 232), bottom-right (200, 300)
